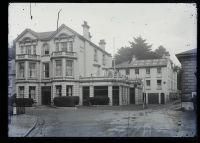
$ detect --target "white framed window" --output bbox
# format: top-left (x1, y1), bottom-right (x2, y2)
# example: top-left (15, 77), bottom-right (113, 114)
top-left (135, 68), bottom-right (139, 74)
top-left (29, 62), bottom-right (36, 78)
top-left (21, 46), bottom-right (24, 54)
top-left (146, 80), bottom-right (151, 86)
top-left (94, 49), bottom-right (98, 62)
top-left (66, 60), bottom-right (73, 76)
top-left (43, 63), bottom-right (49, 78)
top-left (157, 80), bottom-right (162, 90)
top-left (43, 43), bottom-right (50, 55)
top-left (18, 62), bottom-right (25, 78)
top-left (146, 68), bottom-right (150, 74)
top-left (29, 86), bottom-right (36, 99)
top-left (55, 60), bottom-right (62, 76)
top-left (33, 45), bottom-right (36, 55)
top-left (68, 41), bottom-right (73, 52)
top-left (61, 42), bottom-right (67, 52)
top-left (157, 67), bottom-right (162, 74)
top-left (19, 86), bottom-right (24, 98)
top-left (26, 45), bottom-right (32, 54)
top-left (66, 85), bottom-right (73, 96)
top-left (56, 85), bottom-right (62, 96)
top-left (56, 43), bottom-right (59, 51)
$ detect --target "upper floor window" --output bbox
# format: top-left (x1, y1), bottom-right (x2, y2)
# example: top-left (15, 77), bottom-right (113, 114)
top-left (21, 46), bottom-right (24, 54)
top-left (146, 80), bottom-right (151, 86)
top-left (146, 68), bottom-right (150, 74)
top-left (68, 42), bottom-right (73, 52)
top-left (33, 45), bottom-right (36, 55)
top-left (55, 60), bottom-right (62, 76)
top-left (26, 45), bottom-right (32, 54)
top-left (157, 67), bottom-right (162, 74)
top-left (29, 86), bottom-right (36, 99)
top-left (18, 62), bottom-right (25, 78)
top-left (157, 80), bottom-right (162, 86)
top-left (43, 43), bottom-right (50, 55)
top-left (29, 62), bottom-right (36, 78)
top-left (19, 86), bottom-right (24, 98)
top-left (56, 43), bottom-right (59, 51)
top-left (66, 60), bottom-right (73, 76)
top-left (126, 68), bottom-right (130, 75)
top-left (135, 68), bottom-right (139, 74)
top-left (103, 54), bottom-right (106, 65)
top-left (61, 42), bottom-right (67, 52)
top-left (94, 49), bottom-right (98, 62)
top-left (43, 63), bottom-right (49, 78)
top-left (56, 85), bottom-right (62, 97)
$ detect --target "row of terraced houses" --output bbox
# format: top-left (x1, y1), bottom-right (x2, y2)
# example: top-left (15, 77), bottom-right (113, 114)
top-left (13, 21), bottom-right (178, 106)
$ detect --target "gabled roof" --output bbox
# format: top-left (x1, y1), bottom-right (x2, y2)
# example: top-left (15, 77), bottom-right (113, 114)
top-left (115, 58), bottom-right (168, 68)
top-left (14, 24), bottom-right (112, 56)
top-left (176, 48), bottom-right (197, 57)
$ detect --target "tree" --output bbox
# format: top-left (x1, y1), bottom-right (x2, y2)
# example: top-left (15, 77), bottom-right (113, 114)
top-left (115, 36), bottom-right (161, 64)
top-left (154, 45), bottom-right (170, 57)
top-left (114, 46), bottom-right (133, 65)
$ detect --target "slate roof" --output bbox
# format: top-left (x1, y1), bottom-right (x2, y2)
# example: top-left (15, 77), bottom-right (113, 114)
top-left (115, 58), bottom-right (168, 68)
top-left (14, 24), bottom-right (111, 56)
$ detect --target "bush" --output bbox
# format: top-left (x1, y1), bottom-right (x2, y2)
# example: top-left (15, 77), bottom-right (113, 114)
top-left (89, 96), bottom-right (109, 105)
top-left (53, 96), bottom-right (79, 107)
top-left (13, 98), bottom-right (34, 107)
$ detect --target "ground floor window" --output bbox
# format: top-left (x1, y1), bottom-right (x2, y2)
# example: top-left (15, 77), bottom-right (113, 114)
top-left (56, 85), bottom-right (62, 96)
top-left (29, 86), bottom-right (36, 99)
top-left (66, 85), bottom-right (73, 96)
top-left (19, 86), bottom-right (24, 98)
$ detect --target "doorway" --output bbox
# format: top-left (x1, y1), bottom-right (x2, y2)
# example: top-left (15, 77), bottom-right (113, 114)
top-left (41, 86), bottom-right (51, 105)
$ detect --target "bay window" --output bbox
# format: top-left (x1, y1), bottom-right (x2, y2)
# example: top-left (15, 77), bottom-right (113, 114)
top-left (29, 62), bottom-right (36, 78)
top-left (66, 60), bottom-right (73, 76)
top-left (43, 63), bottom-right (49, 78)
top-left (29, 86), bottom-right (36, 99)
top-left (55, 60), bottom-right (62, 76)
top-left (18, 62), bottom-right (25, 78)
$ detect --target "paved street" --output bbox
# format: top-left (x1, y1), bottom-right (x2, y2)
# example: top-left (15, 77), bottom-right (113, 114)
top-left (22, 100), bottom-right (196, 137)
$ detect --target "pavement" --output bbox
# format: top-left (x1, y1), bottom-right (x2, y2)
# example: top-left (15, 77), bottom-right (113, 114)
top-left (8, 113), bottom-right (37, 137)
top-left (8, 100), bottom-right (197, 137)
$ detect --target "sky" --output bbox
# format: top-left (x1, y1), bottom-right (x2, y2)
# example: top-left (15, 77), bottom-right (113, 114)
top-left (8, 3), bottom-right (197, 66)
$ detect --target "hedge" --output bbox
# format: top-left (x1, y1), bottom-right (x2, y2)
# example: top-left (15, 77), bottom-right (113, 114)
top-left (8, 94), bottom-right (16, 106)
top-left (53, 96), bottom-right (79, 107)
top-left (13, 98), bottom-right (34, 107)
top-left (89, 96), bottom-right (109, 105)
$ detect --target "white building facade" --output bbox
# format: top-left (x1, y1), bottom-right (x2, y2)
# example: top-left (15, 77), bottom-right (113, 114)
top-left (115, 56), bottom-right (178, 104)
top-left (14, 21), bottom-right (142, 106)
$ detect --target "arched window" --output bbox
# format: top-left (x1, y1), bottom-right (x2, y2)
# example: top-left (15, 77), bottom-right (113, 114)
top-left (42, 43), bottom-right (50, 55)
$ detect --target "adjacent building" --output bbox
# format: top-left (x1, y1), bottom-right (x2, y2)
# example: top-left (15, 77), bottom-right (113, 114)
top-left (14, 21), bottom-right (142, 106)
top-left (8, 59), bottom-right (16, 97)
top-left (176, 48), bottom-right (197, 101)
top-left (114, 55), bottom-right (178, 104)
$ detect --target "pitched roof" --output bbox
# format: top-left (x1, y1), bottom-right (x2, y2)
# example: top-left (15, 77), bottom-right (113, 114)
top-left (115, 58), bottom-right (168, 68)
top-left (14, 24), bottom-right (111, 56)
top-left (176, 48), bottom-right (197, 56)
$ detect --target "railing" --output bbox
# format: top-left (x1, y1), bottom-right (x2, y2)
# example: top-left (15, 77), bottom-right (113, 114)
top-left (52, 51), bottom-right (77, 58)
top-left (16, 54), bottom-right (40, 60)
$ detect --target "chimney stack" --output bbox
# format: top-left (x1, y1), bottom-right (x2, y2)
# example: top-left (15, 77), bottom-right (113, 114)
top-left (99, 39), bottom-right (106, 50)
top-left (82, 21), bottom-right (91, 40)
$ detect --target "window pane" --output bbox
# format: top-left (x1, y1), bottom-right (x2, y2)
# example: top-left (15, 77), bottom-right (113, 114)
top-left (29, 63), bottom-right (36, 77)
top-left (61, 42), bottom-right (67, 51)
top-left (56, 85), bottom-right (62, 96)
top-left (66, 60), bottom-right (73, 76)
top-left (19, 62), bottom-right (25, 78)
top-left (56, 60), bottom-right (62, 76)
top-left (56, 43), bottom-right (59, 51)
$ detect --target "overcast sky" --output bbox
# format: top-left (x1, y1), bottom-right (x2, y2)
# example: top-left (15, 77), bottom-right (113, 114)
top-left (8, 3), bottom-right (197, 66)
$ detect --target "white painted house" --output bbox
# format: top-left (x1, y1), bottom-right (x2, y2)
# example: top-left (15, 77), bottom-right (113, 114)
top-left (115, 55), bottom-right (178, 104)
top-left (14, 21), bottom-right (143, 106)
